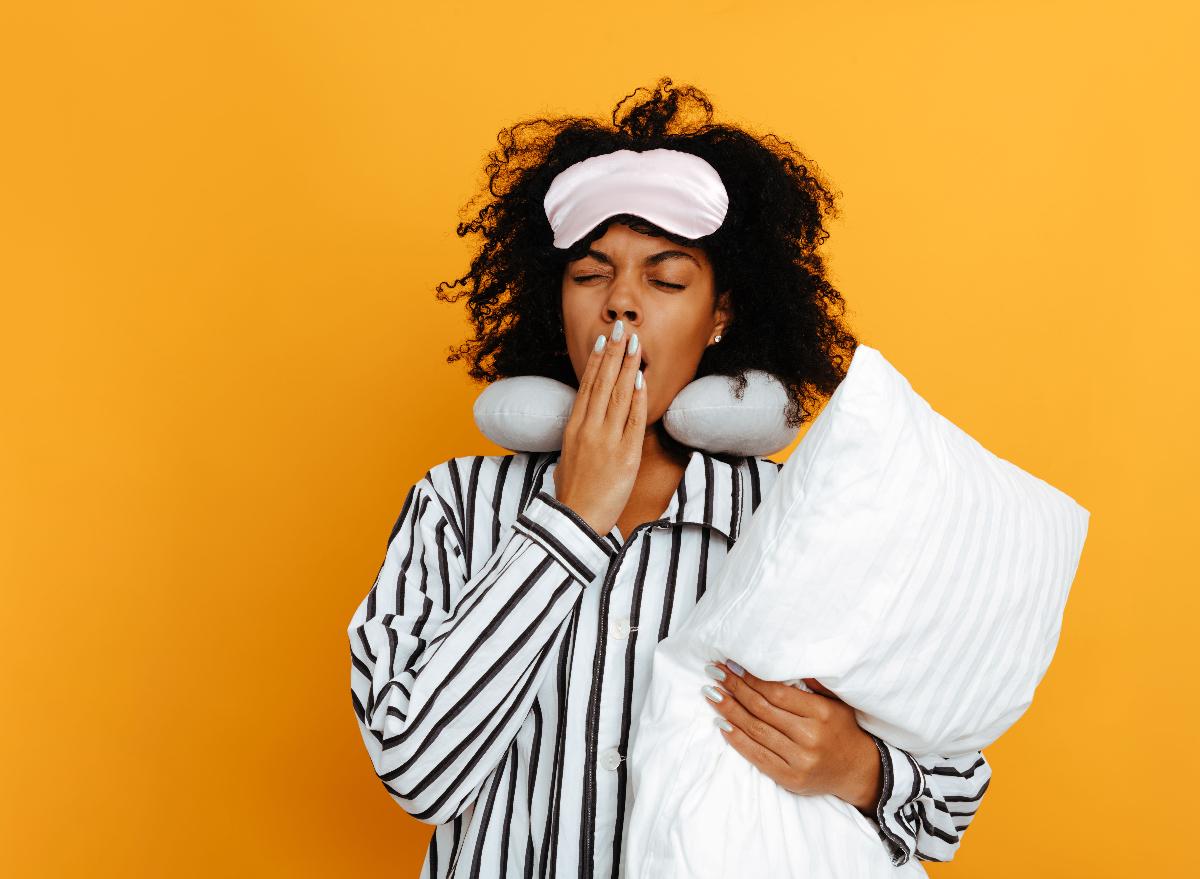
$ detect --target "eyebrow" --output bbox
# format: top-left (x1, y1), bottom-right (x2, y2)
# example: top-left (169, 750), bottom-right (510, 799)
top-left (646, 250), bottom-right (701, 268)
top-left (582, 249), bottom-right (701, 268)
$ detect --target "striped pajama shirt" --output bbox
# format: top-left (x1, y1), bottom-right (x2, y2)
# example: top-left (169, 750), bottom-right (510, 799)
top-left (348, 451), bottom-right (991, 878)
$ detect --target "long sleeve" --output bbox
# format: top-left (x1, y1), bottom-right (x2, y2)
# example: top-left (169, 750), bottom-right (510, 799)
top-left (348, 474), bottom-right (614, 826)
top-left (869, 736), bottom-right (992, 865)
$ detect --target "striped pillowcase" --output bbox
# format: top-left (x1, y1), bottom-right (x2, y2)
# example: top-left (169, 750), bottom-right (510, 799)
top-left (625, 345), bottom-right (1088, 879)
top-left (697, 344), bottom-right (1089, 756)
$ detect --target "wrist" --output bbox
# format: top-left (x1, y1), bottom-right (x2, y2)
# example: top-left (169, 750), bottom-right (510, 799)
top-left (844, 730), bottom-right (884, 813)
top-left (554, 493), bottom-right (612, 537)
top-left (552, 471), bottom-right (617, 537)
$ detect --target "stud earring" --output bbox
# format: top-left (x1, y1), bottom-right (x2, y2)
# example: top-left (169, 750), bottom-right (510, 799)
top-left (714, 335), bottom-right (722, 343)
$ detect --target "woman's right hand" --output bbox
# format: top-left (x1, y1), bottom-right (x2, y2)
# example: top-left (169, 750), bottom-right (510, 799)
top-left (553, 320), bottom-right (647, 536)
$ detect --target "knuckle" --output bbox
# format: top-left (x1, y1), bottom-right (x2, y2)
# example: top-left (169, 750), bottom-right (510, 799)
top-left (748, 693), bottom-right (771, 714)
top-left (783, 773), bottom-right (805, 793)
top-left (764, 682), bottom-right (788, 703)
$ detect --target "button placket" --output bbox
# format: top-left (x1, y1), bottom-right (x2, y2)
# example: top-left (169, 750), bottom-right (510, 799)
top-left (597, 538), bottom-right (638, 781)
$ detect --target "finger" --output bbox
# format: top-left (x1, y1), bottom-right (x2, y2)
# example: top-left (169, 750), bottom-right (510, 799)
top-left (622, 361), bottom-right (647, 444)
top-left (802, 678), bottom-right (843, 702)
top-left (605, 331), bottom-right (641, 426)
top-left (714, 666), bottom-right (800, 730)
top-left (567, 332), bottom-right (607, 432)
top-left (726, 663), bottom-right (833, 722)
top-left (714, 715), bottom-right (793, 784)
top-left (703, 681), bottom-right (796, 757)
top-left (584, 321), bottom-right (630, 426)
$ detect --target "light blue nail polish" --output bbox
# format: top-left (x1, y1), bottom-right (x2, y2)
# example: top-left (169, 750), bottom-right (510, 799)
top-left (701, 684), bottom-right (724, 703)
top-left (704, 664), bottom-right (726, 682)
top-left (612, 320), bottom-right (624, 342)
top-left (727, 660), bottom-right (745, 677)
top-left (714, 717), bottom-right (733, 733)
top-left (629, 334), bottom-right (639, 355)
top-left (635, 371), bottom-right (643, 390)
top-left (594, 334), bottom-right (606, 353)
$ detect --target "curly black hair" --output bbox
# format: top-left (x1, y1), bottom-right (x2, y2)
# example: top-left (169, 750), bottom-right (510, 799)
top-left (437, 78), bottom-right (857, 426)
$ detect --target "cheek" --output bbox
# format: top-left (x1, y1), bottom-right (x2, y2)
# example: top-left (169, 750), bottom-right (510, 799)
top-left (646, 357), bottom-right (698, 420)
top-left (561, 287), bottom-right (592, 381)
top-left (643, 319), bottom-right (712, 421)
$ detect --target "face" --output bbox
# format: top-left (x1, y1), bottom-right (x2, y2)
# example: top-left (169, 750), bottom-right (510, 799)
top-left (562, 222), bottom-right (730, 425)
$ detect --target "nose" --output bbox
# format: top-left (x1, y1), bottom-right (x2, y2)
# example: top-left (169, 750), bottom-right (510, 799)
top-left (603, 276), bottom-right (642, 327)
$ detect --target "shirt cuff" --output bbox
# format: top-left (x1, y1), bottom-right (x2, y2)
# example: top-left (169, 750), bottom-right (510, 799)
top-left (513, 491), bottom-right (615, 584)
top-left (868, 732), bottom-right (924, 866)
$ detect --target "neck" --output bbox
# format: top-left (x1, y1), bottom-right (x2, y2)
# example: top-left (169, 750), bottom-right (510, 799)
top-left (642, 422), bottom-right (691, 469)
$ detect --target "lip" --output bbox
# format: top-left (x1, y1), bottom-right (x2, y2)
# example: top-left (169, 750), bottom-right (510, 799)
top-left (634, 342), bottom-right (649, 370)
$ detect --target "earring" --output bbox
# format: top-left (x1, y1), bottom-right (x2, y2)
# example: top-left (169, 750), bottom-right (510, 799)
top-left (714, 335), bottom-right (722, 343)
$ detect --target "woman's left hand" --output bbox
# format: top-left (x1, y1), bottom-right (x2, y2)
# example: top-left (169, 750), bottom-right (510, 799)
top-left (702, 662), bottom-right (883, 812)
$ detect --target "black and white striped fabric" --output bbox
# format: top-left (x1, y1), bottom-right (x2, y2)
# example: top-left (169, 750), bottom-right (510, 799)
top-left (348, 451), bottom-right (991, 878)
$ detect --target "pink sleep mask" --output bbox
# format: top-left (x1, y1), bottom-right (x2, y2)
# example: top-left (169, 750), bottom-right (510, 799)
top-left (543, 149), bottom-right (729, 249)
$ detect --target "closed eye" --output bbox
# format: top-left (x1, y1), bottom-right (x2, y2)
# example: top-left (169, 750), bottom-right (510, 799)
top-left (653, 280), bottom-right (686, 290)
top-left (572, 274), bottom-right (610, 283)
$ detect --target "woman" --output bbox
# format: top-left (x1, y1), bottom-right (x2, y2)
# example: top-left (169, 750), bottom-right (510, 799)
top-left (348, 80), bottom-right (990, 878)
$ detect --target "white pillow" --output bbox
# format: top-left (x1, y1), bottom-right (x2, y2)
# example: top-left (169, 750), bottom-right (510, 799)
top-left (472, 371), bottom-right (798, 456)
top-left (624, 345), bottom-right (1089, 879)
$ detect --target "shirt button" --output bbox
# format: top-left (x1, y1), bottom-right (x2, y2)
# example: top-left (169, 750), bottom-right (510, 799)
top-left (610, 617), bottom-right (631, 640)
top-left (600, 746), bottom-right (623, 771)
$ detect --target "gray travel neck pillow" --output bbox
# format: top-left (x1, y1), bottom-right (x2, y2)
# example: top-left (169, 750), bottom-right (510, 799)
top-left (472, 371), bottom-right (798, 457)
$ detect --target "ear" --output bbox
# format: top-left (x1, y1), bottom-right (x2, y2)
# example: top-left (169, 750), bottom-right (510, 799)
top-left (711, 290), bottom-right (733, 344)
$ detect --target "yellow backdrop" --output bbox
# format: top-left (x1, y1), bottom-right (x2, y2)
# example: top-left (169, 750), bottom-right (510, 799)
top-left (2, 1), bottom-right (1197, 876)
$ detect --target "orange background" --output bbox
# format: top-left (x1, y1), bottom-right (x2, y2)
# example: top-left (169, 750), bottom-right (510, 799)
top-left (2, 1), bottom-right (1197, 876)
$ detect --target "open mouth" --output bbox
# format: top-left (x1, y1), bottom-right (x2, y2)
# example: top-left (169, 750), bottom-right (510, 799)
top-left (635, 343), bottom-right (649, 373)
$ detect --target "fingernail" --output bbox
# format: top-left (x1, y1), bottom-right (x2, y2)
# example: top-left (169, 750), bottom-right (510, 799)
top-left (612, 320), bottom-right (624, 342)
top-left (727, 661), bottom-right (745, 677)
top-left (628, 333), bottom-right (639, 356)
top-left (635, 370), bottom-right (643, 390)
top-left (704, 664), bottom-right (726, 682)
top-left (713, 717), bottom-right (733, 733)
top-left (701, 685), bottom-right (724, 703)
top-left (594, 334), bottom-right (606, 353)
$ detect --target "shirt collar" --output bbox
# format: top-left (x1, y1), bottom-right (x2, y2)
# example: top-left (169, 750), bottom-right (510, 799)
top-left (536, 449), bottom-right (752, 543)
top-left (659, 450), bottom-right (746, 540)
